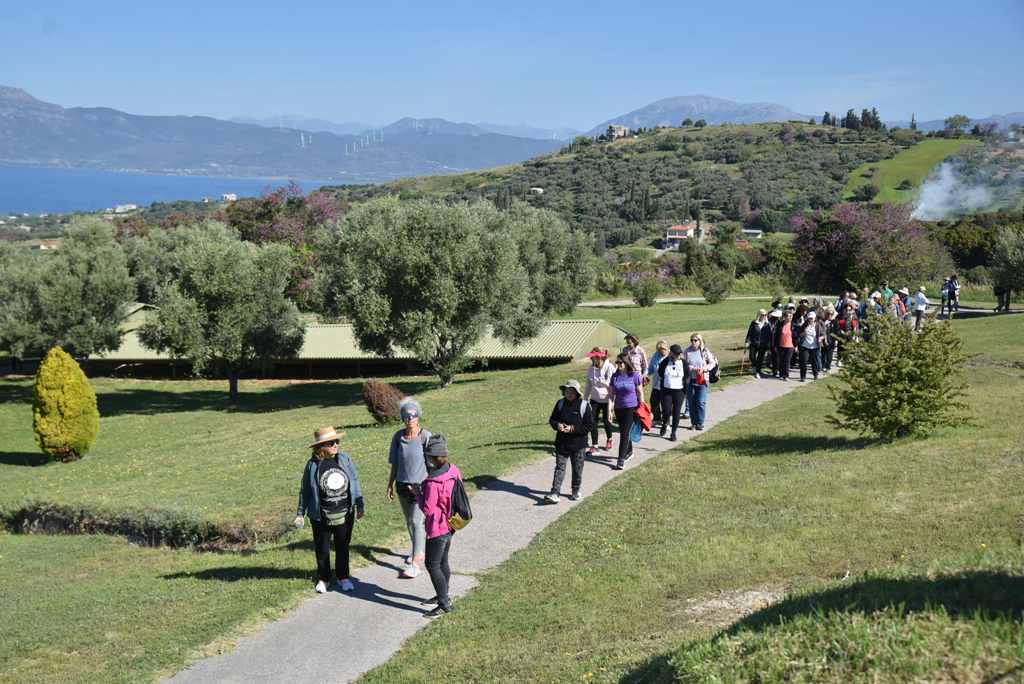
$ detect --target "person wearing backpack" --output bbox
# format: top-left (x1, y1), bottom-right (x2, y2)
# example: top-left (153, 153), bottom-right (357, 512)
top-left (294, 426), bottom-right (365, 594)
top-left (385, 398), bottom-right (430, 579)
top-left (418, 434), bottom-right (462, 617)
top-left (544, 379), bottom-right (595, 503)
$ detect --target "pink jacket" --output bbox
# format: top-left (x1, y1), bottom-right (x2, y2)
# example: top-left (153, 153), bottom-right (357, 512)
top-left (418, 464), bottom-right (462, 539)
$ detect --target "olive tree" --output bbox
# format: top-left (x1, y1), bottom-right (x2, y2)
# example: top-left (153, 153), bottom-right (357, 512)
top-left (317, 197), bottom-right (592, 387)
top-left (0, 219), bottom-right (133, 360)
top-left (138, 222), bottom-right (305, 404)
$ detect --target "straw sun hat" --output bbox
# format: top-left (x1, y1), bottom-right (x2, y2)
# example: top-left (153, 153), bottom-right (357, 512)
top-left (309, 426), bottom-right (346, 449)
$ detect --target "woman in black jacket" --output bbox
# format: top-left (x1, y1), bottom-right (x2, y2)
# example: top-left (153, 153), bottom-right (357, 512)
top-left (744, 309), bottom-right (772, 378)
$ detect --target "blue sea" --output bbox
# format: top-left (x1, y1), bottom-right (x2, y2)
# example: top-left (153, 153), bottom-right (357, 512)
top-left (0, 166), bottom-right (331, 215)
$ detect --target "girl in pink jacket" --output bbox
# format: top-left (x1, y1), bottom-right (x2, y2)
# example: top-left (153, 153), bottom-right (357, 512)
top-left (417, 433), bottom-right (462, 617)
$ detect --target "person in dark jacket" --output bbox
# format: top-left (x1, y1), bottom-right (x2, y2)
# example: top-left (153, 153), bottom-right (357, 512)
top-left (295, 426), bottom-right (365, 594)
top-left (545, 379), bottom-right (595, 503)
top-left (744, 309), bottom-right (772, 378)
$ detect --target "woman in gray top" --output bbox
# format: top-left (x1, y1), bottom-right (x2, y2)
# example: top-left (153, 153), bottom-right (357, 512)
top-left (386, 397), bottom-right (430, 579)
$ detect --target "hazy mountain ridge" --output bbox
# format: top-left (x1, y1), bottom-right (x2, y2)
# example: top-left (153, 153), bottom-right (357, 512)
top-left (586, 95), bottom-right (811, 135)
top-left (0, 87), bottom-right (560, 182)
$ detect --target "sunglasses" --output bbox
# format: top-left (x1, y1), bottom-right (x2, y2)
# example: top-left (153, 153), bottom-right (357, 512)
top-left (324, 440), bottom-right (339, 447)
top-left (402, 414), bottom-right (419, 421)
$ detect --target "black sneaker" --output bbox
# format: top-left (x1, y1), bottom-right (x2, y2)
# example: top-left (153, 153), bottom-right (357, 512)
top-left (669, 433), bottom-right (677, 441)
top-left (424, 604), bottom-right (452, 618)
top-left (569, 492), bottom-right (581, 501)
top-left (420, 595), bottom-right (439, 605)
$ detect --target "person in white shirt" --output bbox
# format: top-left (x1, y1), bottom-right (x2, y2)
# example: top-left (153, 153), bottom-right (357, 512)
top-left (914, 286), bottom-right (929, 331)
top-left (583, 347), bottom-right (616, 455)
top-left (657, 344), bottom-right (688, 441)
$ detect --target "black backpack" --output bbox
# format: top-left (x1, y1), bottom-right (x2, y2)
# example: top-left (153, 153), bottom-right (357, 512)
top-left (449, 478), bottom-right (473, 531)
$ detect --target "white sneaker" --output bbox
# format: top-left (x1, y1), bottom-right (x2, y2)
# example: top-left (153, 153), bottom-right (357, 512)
top-left (315, 580), bottom-right (328, 594)
top-left (339, 578), bottom-right (354, 592)
top-left (544, 493), bottom-right (561, 504)
top-left (400, 564), bottom-right (420, 579)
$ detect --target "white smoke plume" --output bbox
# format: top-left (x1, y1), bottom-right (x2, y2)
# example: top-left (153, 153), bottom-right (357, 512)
top-left (912, 162), bottom-right (993, 220)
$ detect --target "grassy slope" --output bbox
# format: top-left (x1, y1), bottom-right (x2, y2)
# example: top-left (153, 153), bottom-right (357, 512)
top-left (843, 138), bottom-right (981, 204)
top-left (0, 302), bottom-right (758, 683)
top-left (360, 313), bottom-right (1024, 683)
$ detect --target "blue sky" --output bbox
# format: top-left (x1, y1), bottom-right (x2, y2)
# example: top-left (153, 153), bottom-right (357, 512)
top-left (3, 0), bottom-right (1021, 129)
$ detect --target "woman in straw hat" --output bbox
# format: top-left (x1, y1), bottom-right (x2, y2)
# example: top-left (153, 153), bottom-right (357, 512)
top-left (295, 426), bottom-right (364, 594)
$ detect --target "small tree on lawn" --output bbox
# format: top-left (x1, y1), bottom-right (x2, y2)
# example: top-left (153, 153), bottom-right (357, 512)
top-left (33, 347), bottom-right (100, 463)
top-left (990, 227), bottom-right (1024, 300)
top-left (828, 313), bottom-right (968, 440)
top-left (630, 273), bottom-right (660, 307)
top-left (138, 223), bottom-right (305, 404)
top-left (697, 264), bottom-right (734, 304)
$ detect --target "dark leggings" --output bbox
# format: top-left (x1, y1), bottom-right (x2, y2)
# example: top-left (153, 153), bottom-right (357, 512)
top-left (614, 406), bottom-right (636, 463)
top-left (749, 346), bottom-right (767, 373)
top-left (799, 346), bottom-right (821, 379)
top-left (425, 533), bottom-right (453, 609)
top-left (660, 388), bottom-right (685, 434)
top-left (590, 401), bottom-right (613, 444)
top-left (311, 514), bottom-right (354, 582)
top-left (778, 347), bottom-right (794, 378)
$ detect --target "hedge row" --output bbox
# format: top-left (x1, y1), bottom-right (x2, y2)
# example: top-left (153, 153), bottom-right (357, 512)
top-left (0, 501), bottom-right (291, 550)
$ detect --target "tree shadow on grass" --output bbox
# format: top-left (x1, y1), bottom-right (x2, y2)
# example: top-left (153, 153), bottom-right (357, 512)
top-left (94, 379), bottom-right (440, 417)
top-left (164, 567), bottom-right (309, 582)
top-left (0, 381), bottom-right (32, 405)
top-left (465, 440), bottom-right (552, 453)
top-left (0, 451), bottom-right (51, 467)
top-left (693, 433), bottom-right (876, 458)
top-left (619, 570), bottom-right (1024, 683)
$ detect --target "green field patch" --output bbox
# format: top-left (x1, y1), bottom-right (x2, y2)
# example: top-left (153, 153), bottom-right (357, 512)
top-left (843, 138), bottom-right (981, 204)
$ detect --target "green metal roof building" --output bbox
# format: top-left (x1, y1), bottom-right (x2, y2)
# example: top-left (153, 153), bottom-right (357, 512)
top-left (90, 318), bottom-right (628, 379)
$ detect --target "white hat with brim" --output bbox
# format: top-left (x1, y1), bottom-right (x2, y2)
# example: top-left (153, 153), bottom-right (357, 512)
top-left (309, 426), bottom-right (345, 448)
top-left (898, 287), bottom-right (910, 296)
top-left (769, 310), bottom-right (782, 318)
top-left (559, 379), bottom-right (583, 395)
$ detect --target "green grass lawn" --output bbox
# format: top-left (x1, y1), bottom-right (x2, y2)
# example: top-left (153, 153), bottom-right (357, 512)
top-left (843, 138), bottom-right (981, 204)
top-left (361, 313), bottom-right (1024, 683)
top-left (0, 301), bottom-right (763, 683)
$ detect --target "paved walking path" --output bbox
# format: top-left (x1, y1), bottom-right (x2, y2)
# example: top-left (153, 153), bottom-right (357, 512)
top-left (168, 372), bottom-right (823, 684)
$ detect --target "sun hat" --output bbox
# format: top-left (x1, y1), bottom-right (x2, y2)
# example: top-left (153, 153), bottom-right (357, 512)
top-left (769, 309), bottom-right (782, 318)
top-left (807, 310), bottom-right (817, 319)
top-left (786, 303), bottom-right (796, 310)
top-left (309, 426), bottom-right (345, 448)
top-left (669, 343), bottom-right (684, 355)
top-left (586, 346), bottom-right (607, 359)
top-left (898, 287), bottom-right (910, 296)
top-left (424, 433), bottom-right (448, 459)
top-left (559, 379), bottom-right (583, 395)
top-left (919, 286), bottom-right (926, 292)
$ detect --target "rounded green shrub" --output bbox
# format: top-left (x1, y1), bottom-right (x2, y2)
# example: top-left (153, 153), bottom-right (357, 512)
top-left (33, 347), bottom-right (100, 462)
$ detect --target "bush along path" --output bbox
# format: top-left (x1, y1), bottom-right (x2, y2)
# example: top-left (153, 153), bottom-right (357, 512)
top-left (167, 372), bottom-right (827, 684)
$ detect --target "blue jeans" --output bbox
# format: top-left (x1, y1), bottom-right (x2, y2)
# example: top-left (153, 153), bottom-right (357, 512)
top-left (686, 382), bottom-right (709, 428)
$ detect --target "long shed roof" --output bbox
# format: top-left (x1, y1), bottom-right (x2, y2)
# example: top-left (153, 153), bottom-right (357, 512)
top-left (93, 319), bottom-right (627, 363)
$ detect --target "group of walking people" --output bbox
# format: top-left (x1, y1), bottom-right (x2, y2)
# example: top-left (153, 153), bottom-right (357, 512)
top-left (542, 332), bottom-right (719, 504)
top-left (743, 283), bottom-right (934, 382)
top-left (294, 398), bottom-right (462, 618)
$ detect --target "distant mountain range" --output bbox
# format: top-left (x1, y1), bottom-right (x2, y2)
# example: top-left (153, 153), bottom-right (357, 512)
top-left (586, 95), bottom-right (811, 135)
top-left (236, 115), bottom-right (581, 142)
top-left (0, 87), bottom-right (561, 182)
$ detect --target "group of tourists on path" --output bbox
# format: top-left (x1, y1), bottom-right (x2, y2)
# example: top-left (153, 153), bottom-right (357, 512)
top-left (543, 332), bottom-right (719, 503)
top-left (290, 280), bottom-right (968, 617)
top-left (295, 398), bottom-right (461, 618)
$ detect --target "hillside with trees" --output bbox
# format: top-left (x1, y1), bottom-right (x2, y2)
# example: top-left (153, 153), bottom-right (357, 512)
top-left (324, 122), bottom-right (911, 248)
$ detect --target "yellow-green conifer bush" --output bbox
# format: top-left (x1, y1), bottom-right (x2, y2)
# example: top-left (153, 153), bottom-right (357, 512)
top-left (32, 347), bottom-right (100, 462)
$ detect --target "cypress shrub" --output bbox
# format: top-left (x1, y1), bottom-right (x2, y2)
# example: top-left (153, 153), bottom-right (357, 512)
top-left (630, 274), bottom-right (661, 307)
top-left (362, 379), bottom-right (404, 424)
top-left (33, 347), bottom-right (100, 462)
